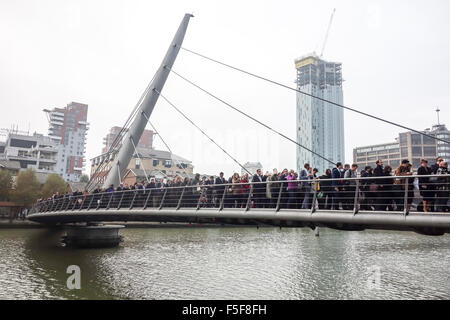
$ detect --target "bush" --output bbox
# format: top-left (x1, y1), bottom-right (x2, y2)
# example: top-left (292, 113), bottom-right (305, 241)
top-left (11, 169), bottom-right (42, 208)
top-left (80, 174), bottom-right (89, 183)
top-left (0, 170), bottom-right (13, 201)
top-left (42, 174), bottom-right (71, 199)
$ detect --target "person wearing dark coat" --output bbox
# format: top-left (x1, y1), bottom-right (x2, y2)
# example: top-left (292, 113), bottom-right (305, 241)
top-left (318, 169), bottom-right (332, 210)
top-left (429, 156), bottom-right (443, 211)
top-left (252, 169), bottom-right (266, 208)
top-left (331, 162), bottom-right (344, 210)
top-left (436, 161), bottom-right (449, 212)
top-left (378, 165), bottom-right (394, 211)
top-left (278, 169), bottom-right (289, 209)
top-left (205, 176), bottom-right (215, 207)
top-left (373, 159), bottom-right (385, 211)
top-left (360, 166), bottom-right (374, 210)
top-left (144, 178), bottom-right (156, 208)
top-left (418, 159), bottom-right (433, 212)
top-left (215, 172), bottom-right (227, 208)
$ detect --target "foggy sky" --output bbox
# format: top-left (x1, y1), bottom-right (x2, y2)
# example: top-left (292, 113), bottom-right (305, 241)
top-left (1, 0), bottom-right (449, 177)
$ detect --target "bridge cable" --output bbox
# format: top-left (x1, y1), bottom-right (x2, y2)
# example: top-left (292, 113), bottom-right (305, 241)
top-left (154, 89), bottom-right (253, 175)
top-left (130, 136), bottom-right (150, 184)
top-left (141, 112), bottom-right (189, 178)
top-left (87, 72), bottom-right (157, 190)
top-left (181, 47), bottom-right (450, 145)
top-left (117, 162), bottom-right (121, 184)
top-left (168, 68), bottom-right (336, 166)
top-left (129, 118), bottom-right (170, 180)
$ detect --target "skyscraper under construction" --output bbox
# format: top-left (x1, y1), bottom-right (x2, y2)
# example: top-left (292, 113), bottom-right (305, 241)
top-left (295, 54), bottom-right (345, 173)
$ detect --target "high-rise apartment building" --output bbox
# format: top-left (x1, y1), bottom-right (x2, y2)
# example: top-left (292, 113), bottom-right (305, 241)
top-left (44, 102), bottom-right (89, 182)
top-left (102, 126), bottom-right (153, 154)
top-left (295, 54), bottom-right (345, 174)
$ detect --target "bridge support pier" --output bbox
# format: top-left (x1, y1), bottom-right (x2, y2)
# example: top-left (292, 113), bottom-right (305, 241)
top-left (62, 224), bottom-right (124, 248)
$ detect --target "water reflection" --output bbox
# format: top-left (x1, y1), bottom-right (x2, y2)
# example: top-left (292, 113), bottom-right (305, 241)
top-left (0, 227), bottom-right (449, 299)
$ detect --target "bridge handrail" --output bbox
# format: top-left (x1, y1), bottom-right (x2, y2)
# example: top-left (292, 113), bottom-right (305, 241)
top-left (28, 173), bottom-right (450, 216)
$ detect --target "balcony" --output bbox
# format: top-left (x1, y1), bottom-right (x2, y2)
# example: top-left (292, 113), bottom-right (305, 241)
top-left (48, 135), bottom-right (62, 141)
top-left (39, 157), bottom-right (57, 163)
top-left (50, 119), bottom-right (64, 126)
top-left (51, 111), bottom-right (65, 117)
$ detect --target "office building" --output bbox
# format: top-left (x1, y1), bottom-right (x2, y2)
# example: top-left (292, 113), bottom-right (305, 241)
top-left (353, 122), bottom-right (450, 169)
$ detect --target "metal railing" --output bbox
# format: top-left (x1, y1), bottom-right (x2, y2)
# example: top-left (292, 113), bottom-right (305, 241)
top-left (29, 174), bottom-right (450, 216)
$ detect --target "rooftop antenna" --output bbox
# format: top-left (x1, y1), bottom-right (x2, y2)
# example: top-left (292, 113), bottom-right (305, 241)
top-left (320, 8), bottom-right (336, 58)
top-left (436, 107), bottom-right (440, 125)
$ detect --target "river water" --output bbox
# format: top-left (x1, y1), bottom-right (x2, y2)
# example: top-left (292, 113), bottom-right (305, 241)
top-left (0, 227), bottom-right (449, 300)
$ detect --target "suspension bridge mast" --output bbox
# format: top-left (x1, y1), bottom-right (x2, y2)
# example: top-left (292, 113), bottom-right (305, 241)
top-left (103, 13), bottom-right (194, 188)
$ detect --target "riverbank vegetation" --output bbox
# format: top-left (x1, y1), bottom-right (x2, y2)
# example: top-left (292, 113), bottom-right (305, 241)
top-left (0, 169), bottom-right (70, 208)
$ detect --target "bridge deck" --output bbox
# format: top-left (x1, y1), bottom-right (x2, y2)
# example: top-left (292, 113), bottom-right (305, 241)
top-left (27, 207), bottom-right (450, 236)
top-left (28, 176), bottom-right (450, 236)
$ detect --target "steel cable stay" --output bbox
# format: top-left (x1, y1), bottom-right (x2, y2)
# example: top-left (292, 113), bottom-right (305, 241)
top-left (154, 89), bottom-right (253, 176)
top-left (130, 135), bottom-right (150, 184)
top-left (141, 112), bottom-right (189, 178)
top-left (87, 72), bottom-right (157, 190)
top-left (167, 67), bottom-right (337, 166)
top-left (180, 47), bottom-right (450, 145)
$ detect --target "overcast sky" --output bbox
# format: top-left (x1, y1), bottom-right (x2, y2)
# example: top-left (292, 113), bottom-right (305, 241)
top-left (1, 0), bottom-right (449, 177)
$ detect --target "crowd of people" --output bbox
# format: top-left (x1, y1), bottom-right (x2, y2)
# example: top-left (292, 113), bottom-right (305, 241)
top-left (36, 157), bottom-right (449, 213)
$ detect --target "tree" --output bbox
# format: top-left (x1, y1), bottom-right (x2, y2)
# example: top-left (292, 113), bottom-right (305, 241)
top-left (11, 169), bottom-right (41, 208)
top-left (42, 173), bottom-right (71, 199)
top-left (80, 174), bottom-right (89, 183)
top-left (0, 170), bottom-right (13, 201)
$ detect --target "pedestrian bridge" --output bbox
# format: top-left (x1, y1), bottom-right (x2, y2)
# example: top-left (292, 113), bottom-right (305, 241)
top-left (27, 15), bottom-right (450, 238)
top-left (28, 178), bottom-right (450, 236)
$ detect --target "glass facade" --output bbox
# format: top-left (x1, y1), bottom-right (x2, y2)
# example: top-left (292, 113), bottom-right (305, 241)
top-left (295, 55), bottom-right (344, 174)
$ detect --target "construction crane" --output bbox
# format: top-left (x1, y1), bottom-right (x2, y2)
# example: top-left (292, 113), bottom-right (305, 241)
top-left (320, 8), bottom-right (336, 58)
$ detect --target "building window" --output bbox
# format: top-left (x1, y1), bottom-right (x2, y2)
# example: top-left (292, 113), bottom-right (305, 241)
top-left (389, 153), bottom-right (400, 159)
top-left (401, 147), bottom-right (408, 158)
top-left (412, 146), bottom-right (422, 156)
top-left (423, 146), bottom-right (437, 157)
top-left (390, 160), bottom-right (400, 168)
top-left (423, 135), bottom-right (436, 145)
top-left (153, 159), bottom-right (159, 166)
top-left (411, 134), bottom-right (422, 145)
top-left (399, 133), bottom-right (408, 145)
top-left (135, 158), bottom-right (141, 169)
top-left (164, 160), bottom-right (172, 168)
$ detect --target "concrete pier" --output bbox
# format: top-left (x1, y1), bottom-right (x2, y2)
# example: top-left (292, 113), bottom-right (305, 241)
top-left (62, 224), bottom-right (124, 248)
